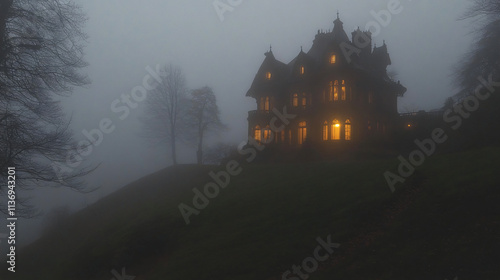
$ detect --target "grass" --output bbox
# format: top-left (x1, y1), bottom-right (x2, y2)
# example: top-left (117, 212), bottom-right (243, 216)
top-left (3, 146), bottom-right (500, 279)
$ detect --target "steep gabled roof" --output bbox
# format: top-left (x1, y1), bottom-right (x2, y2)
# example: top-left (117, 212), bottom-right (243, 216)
top-left (246, 49), bottom-right (290, 97)
top-left (246, 14), bottom-right (407, 97)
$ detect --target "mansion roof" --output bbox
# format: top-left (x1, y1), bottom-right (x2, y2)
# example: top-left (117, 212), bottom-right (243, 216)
top-left (246, 15), bottom-right (406, 97)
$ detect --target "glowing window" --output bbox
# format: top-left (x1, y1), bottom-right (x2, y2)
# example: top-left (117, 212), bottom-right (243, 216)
top-left (323, 121), bottom-right (328, 141)
top-left (331, 119), bottom-right (340, 140)
top-left (334, 81), bottom-right (339, 101)
top-left (259, 97), bottom-right (264, 110)
top-left (330, 54), bottom-right (336, 64)
top-left (263, 126), bottom-right (271, 142)
top-left (298, 121), bottom-right (307, 145)
top-left (345, 119), bottom-right (351, 140)
top-left (288, 129), bottom-right (292, 144)
top-left (254, 126), bottom-right (261, 142)
top-left (300, 66), bottom-right (305, 75)
top-left (301, 93), bottom-right (307, 107)
top-left (264, 96), bottom-right (270, 111)
top-left (341, 80), bottom-right (346, 101)
top-left (266, 72), bottom-right (272, 80)
top-left (292, 93), bottom-right (299, 107)
top-left (281, 130), bottom-right (285, 142)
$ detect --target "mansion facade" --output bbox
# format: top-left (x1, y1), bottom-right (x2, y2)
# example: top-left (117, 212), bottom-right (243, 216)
top-left (246, 14), bottom-right (407, 153)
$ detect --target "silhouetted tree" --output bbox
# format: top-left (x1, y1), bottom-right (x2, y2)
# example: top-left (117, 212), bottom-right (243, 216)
top-left (451, 0), bottom-right (500, 145)
top-left (140, 64), bottom-right (189, 165)
top-left (457, 0), bottom-right (500, 91)
top-left (187, 87), bottom-right (226, 164)
top-left (0, 0), bottom-right (91, 216)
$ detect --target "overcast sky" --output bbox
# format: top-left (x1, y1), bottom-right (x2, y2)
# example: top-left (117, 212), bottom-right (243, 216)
top-left (8, 0), bottom-right (477, 246)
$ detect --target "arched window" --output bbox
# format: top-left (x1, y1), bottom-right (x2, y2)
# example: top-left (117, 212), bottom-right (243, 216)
top-left (254, 125), bottom-right (261, 142)
top-left (341, 80), bottom-right (346, 101)
top-left (330, 54), bottom-right (336, 64)
top-left (292, 93), bottom-right (299, 107)
top-left (331, 119), bottom-right (340, 140)
top-left (345, 119), bottom-right (351, 140)
top-left (334, 81), bottom-right (339, 101)
top-left (322, 121), bottom-right (328, 141)
top-left (301, 93), bottom-right (307, 107)
top-left (263, 125), bottom-right (271, 142)
top-left (266, 72), bottom-right (272, 80)
top-left (298, 121), bottom-right (307, 145)
top-left (264, 96), bottom-right (270, 111)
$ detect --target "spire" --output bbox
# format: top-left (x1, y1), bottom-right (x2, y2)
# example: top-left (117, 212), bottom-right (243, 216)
top-left (332, 10), bottom-right (349, 42)
top-left (269, 45), bottom-right (272, 52)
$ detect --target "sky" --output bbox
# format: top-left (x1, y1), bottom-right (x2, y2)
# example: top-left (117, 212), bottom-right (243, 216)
top-left (3, 0), bottom-right (477, 247)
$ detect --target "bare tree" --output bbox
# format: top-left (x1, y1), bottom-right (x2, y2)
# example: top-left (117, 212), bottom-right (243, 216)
top-left (450, 0), bottom-right (500, 145)
top-left (140, 64), bottom-right (189, 165)
top-left (188, 86), bottom-right (226, 164)
top-left (0, 0), bottom-right (91, 216)
top-left (456, 0), bottom-right (500, 91)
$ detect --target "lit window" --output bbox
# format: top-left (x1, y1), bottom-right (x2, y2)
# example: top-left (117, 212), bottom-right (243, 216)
top-left (264, 96), bottom-right (270, 111)
top-left (288, 129), bottom-right (292, 144)
top-left (330, 54), bottom-right (336, 64)
top-left (259, 97), bottom-right (264, 110)
top-left (298, 121), bottom-right (307, 145)
top-left (254, 126), bottom-right (261, 142)
top-left (301, 93), bottom-right (307, 107)
top-left (281, 130), bottom-right (285, 143)
top-left (266, 72), bottom-right (272, 80)
top-left (263, 126), bottom-right (271, 142)
top-left (334, 81), bottom-right (339, 101)
top-left (292, 93), bottom-right (299, 107)
top-left (341, 80), bottom-right (346, 101)
top-left (345, 119), bottom-right (351, 140)
top-left (300, 66), bottom-right (305, 75)
top-left (331, 119), bottom-right (340, 140)
top-left (323, 121), bottom-right (328, 141)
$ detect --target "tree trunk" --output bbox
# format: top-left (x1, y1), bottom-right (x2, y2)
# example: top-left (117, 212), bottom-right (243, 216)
top-left (171, 126), bottom-right (177, 165)
top-left (197, 130), bottom-right (204, 165)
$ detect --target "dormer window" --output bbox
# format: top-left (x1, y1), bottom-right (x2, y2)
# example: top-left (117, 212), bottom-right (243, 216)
top-left (265, 72), bottom-right (272, 80)
top-left (330, 54), bottom-right (336, 64)
top-left (300, 66), bottom-right (305, 75)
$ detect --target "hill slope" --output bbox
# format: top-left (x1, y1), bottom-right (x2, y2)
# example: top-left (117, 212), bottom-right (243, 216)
top-left (4, 147), bottom-right (500, 280)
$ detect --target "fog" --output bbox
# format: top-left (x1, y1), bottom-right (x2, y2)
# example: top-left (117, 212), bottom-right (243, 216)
top-left (5, 0), bottom-right (476, 247)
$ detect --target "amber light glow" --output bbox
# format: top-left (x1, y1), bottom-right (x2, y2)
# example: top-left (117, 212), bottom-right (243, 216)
top-left (331, 120), bottom-right (340, 140)
top-left (254, 125), bottom-right (261, 142)
top-left (266, 72), bottom-right (272, 80)
top-left (298, 121), bottom-right (307, 144)
top-left (330, 54), bottom-right (336, 64)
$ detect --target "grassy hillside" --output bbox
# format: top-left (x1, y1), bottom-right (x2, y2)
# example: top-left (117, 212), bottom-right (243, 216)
top-left (3, 147), bottom-right (500, 280)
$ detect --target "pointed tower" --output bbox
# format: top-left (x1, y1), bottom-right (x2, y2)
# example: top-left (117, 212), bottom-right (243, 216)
top-left (332, 12), bottom-right (349, 43)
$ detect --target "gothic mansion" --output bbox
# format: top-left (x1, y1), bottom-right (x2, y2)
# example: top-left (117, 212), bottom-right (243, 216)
top-left (246, 15), bottom-right (407, 153)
